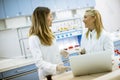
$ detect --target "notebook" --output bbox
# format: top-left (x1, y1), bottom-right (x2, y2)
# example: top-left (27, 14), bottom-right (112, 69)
top-left (69, 53), bottom-right (112, 76)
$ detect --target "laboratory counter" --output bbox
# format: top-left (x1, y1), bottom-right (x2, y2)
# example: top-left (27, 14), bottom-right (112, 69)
top-left (0, 58), bottom-right (39, 80)
top-left (45, 70), bottom-right (120, 80)
top-left (0, 58), bottom-right (35, 73)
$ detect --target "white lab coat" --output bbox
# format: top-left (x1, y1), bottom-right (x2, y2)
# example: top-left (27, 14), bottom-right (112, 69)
top-left (29, 35), bottom-right (62, 79)
top-left (81, 29), bottom-right (114, 54)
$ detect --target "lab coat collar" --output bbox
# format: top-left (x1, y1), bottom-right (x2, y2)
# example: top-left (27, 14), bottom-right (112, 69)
top-left (89, 29), bottom-right (96, 39)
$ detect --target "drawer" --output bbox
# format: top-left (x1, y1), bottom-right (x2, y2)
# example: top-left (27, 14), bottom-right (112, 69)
top-left (2, 64), bottom-right (38, 78)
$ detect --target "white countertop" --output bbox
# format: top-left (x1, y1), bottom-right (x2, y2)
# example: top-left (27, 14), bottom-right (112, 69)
top-left (47, 70), bottom-right (120, 80)
top-left (43, 71), bottom-right (109, 80)
top-left (0, 58), bottom-right (35, 73)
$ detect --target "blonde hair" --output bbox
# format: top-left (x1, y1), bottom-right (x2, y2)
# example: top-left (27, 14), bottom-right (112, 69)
top-left (29, 7), bottom-right (54, 46)
top-left (85, 9), bottom-right (103, 39)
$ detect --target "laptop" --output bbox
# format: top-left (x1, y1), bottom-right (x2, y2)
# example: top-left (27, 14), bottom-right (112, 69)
top-left (69, 53), bottom-right (112, 76)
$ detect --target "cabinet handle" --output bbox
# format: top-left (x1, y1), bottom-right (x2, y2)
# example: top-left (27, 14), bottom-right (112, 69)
top-left (16, 69), bottom-right (26, 73)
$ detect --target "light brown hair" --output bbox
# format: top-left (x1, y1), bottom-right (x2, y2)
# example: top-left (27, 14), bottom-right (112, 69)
top-left (29, 7), bottom-right (54, 46)
top-left (85, 9), bottom-right (103, 39)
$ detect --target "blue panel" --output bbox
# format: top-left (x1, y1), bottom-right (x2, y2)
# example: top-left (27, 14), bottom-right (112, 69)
top-left (77, 35), bottom-right (82, 45)
top-left (3, 0), bottom-right (19, 18)
top-left (10, 71), bottom-right (39, 80)
top-left (86, 0), bottom-right (96, 7)
top-left (76, 0), bottom-right (95, 8)
top-left (44, 0), bottom-right (56, 12)
top-left (18, 0), bottom-right (32, 16)
top-left (0, 0), bottom-right (5, 19)
top-left (66, 0), bottom-right (77, 9)
top-left (54, 0), bottom-right (67, 11)
top-left (31, 0), bottom-right (45, 11)
top-left (2, 64), bottom-right (37, 78)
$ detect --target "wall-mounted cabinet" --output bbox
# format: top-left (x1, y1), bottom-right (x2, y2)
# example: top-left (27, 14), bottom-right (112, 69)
top-left (3, 0), bottom-right (19, 18)
top-left (68, 0), bottom-right (95, 9)
top-left (0, 0), bottom-right (95, 19)
top-left (17, 0), bottom-right (32, 16)
top-left (3, 0), bottom-right (32, 18)
top-left (65, 0), bottom-right (77, 10)
top-left (54, 0), bottom-right (67, 11)
top-left (44, 0), bottom-right (56, 12)
top-left (31, 0), bottom-right (56, 12)
top-left (54, 0), bottom-right (95, 11)
top-left (0, 0), bottom-right (5, 19)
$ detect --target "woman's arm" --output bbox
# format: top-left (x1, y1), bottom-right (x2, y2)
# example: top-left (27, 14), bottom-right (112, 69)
top-left (29, 35), bottom-right (57, 75)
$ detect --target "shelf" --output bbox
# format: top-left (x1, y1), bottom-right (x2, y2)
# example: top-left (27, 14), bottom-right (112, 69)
top-left (53, 17), bottom-right (81, 23)
top-left (54, 29), bottom-right (82, 40)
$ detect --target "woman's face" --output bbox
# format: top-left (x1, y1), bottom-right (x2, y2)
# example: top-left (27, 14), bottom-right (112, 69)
top-left (83, 12), bottom-right (95, 29)
top-left (47, 12), bottom-right (53, 27)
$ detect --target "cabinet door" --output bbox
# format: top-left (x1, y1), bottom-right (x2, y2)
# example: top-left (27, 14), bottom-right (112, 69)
top-left (3, 0), bottom-right (19, 18)
top-left (44, 0), bottom-right (56, 12)
top-left (0, 0), bottom-right (5, 19)
top-left (65, 0), bottom-right (77, 10)
top-left (18, 0), bottom-right (32, 16)
top-left (2, 64), bottom-right (39, 80)
top-left (55, 0), bottom-right (67, 11)
top-left (77, 0), bottom-right (95, 8)
top-left (86, 0), bottom-right (96, 7)
top-left (10, 71), bottom-right (39, 80)
top-left (31, 0), bottom-right (45, 11)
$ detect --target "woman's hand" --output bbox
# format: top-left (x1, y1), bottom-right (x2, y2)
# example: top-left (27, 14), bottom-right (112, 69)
top-left (60, 50), bottom-right (69, 58)
top-left (56, 64), bottom-right (69, 72)
top-left (80, 48), bottom-right (86, 55)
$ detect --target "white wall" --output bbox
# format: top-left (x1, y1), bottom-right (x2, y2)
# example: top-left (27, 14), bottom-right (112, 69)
top-left (95, 0), bottom-right (120, 32)
top-left (0, 29), bottom-right (22, 58)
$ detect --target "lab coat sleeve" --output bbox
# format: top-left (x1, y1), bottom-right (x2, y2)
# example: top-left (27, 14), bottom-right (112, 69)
top-left (102, 33), bottom-right (114, 54)
top-left (93, 32), bottom-right (114, 55)
top-left (29, 36), bottom-right (57, 75)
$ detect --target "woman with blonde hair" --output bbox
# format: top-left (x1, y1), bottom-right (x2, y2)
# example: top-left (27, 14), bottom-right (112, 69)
top-left (80, 9), bottom-right (114, 55)
top-left (29, 7), bottom-right (68, 80)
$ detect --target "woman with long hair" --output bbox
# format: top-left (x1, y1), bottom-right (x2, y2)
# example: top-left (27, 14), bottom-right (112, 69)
top-left (80, 9), bottom-right (114, 55)
top-left (29, 7), bottom-right (68, 80)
